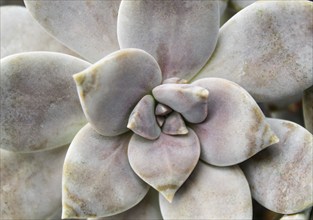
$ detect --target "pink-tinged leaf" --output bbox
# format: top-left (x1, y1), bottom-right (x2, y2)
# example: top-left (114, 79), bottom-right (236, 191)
top-left (0, 52), bottom-right (90, 152)
top-left (88, 189), bottom-right (162, 220)
top-left (24, 0), bottom-right (120, 62)
top-left (1, 145), bottom-right (68, 219)
top-left (241, 118), bottom-right (313, 214)
top-left (118, 0), bottom-right (219, 80)
top-left (73, 49), bottom-right (162, 137)
top-left (191, 78), bottom-right (278, 166)
top-left (1, 6), bottom-right (78, 59)
top-left (127, 95), bottom-right (161, 140)
top-left (155, 103), bottom-right (172, 116)
top-left (159, 161), bottom-right (252, 219)
top-left (195, 1), bottom-right (313, 103)
top-left (152, 84), bottom-right (209, 123)
top-left (62, 124), bottom-right (149, 218)
top-left (128, 128), bottom-right (200, 202)
top-left (162, 112), bottom-right (188, 136)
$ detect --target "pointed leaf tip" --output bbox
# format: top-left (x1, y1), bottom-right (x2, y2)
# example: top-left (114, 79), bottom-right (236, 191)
top-left (128, 128), bottom-right (200, 202)
top-left (191, 78), bottom-right (278, 166)
top-left (74, 49), bottom-right (162, 136)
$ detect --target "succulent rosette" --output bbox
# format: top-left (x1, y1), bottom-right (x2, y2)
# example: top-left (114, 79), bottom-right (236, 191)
top-left (1, 0), bottom-right (312, 219)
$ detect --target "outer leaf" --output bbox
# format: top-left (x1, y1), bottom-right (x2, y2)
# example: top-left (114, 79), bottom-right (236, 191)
top-left (73, 49), bottom-right (162, 137)
top-left (118, 0), bottom-right (219, 80)
top-left (0, 52), bottom-right (90, 152)
top-left (0, 6), bottom-right (77, 59)
top-left (0, 145), bottom-right (68, 219)
top-left (241, 118), bottom-right (313, 214)
top-left (191, 78), bottom-right (278, 166)
top-left (303, 86), bottom-right (313, 133)
top-left (194, 1), bottom-right (313, 103)
top-left (24, 0), bottom-right (120, 62)
top-left (62, 124), bottom-right (149, 218)
top-left (88, 189), bottom-right (162, 220)
top-left (159, 161), bottom-right (252, 219)
top-left (128, 128), bottom-right (200, 202)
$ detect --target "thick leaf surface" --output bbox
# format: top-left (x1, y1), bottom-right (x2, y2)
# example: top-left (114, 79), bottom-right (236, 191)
top-left (88, 189), bottom-right (162, 220)
top-left (0, 145), bottom-right (68, 219)
top-left (241, 118), bottom-right (313, 214)
top-left (162, 112), bottom-right (188, 135)
top-left (73, 49), bottom-right (162, 137)
top-left (191, 78), bottom-right (278, 166)
top-left (0, 6), bottom-right (77, 59)
top-left (127, 95), bottom-right (161, 140)
top-left (159, 161), bottom-right (252, 219)
top-left (62, 124), bottom-right (149, 218)
top-left (280, 208), bottom-right (312, 220)
top-left (195, 1), bottom-right (313, 103)
top-left (128, 128), bottom-right (200, 202)
top-left (118, 0), bottom-right (219, 80)
top-left (25, 0), bottom-right (120, 62)
top-left (152, 84), bottom-right (209, 123)
top-left (0, 52), bottom-right (90, 152)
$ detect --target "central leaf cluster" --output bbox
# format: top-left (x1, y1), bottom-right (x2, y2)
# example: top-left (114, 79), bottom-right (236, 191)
top-left (127, 77), bottom-right (209, 140)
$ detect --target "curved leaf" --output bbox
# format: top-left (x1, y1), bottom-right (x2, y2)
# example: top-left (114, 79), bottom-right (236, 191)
top-left (62, 124), bottom-right (149, 218)
top-left (127, 95), bottom-right (161, 140)
top-left (159, 161), bottom-right (252, 219)
top-left (0, 6), bottom-right (77, 59)
top-left (0, 145), bottom-right (68, 219)
top-left (152, 84), bottom-right (209, 123)
top-left (0, 52), bottom-right (90, 152)
top-left (195, 1), bottom-right (313, 103)
top-left (24, 0), bottom-right (120, 62)
top-left (73, 49), bottom-right (162, 137)
top-left (88, 189), bottom-right (162, 220)
top-left (118, 0), bottom-right (219, 80)
top-left (191, 78), bottom-right (278, 166)
top-left (241, 118), bottom-right (313, 214)
top-left (128, 128), bottom-right (200, 202)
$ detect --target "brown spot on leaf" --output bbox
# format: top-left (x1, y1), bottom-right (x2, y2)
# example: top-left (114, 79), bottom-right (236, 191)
top-left (157, 184), bottom-right (178, 192)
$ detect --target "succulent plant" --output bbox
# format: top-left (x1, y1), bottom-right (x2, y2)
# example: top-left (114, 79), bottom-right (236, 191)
top-left (1, 0), bottom-right (312, 220)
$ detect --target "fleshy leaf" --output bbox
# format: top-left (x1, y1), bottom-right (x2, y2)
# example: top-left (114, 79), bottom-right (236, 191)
top-left (62, 124), bottom-right (149, 218)
top-left (128, 128), bottom-right (200, 202)
top-left (1, 6), bottom-right (78, 59)
top-left (152, 84), bottom-right (209, 123)
top-left (0, 145), bottom-right (68, 219)
top-left (24, 0), bottom-right (120, 62)
top-left (191, 78), bottom-right (279, 166)
top-left (88, 189), bottom-right (162, 220)
top-left (162, 77), bottom-right (188, 84)
top-left (118, 0), bottom-right (219, 80)
top-left (159, 161), bottom-right (252, 219)
top-left (303, 86), bottom-right (313, 133)
top-left (280, 208), bottom-right (312, 220)
top-left (241, 118), bottom-right (313, 214)
top-left (155, 103), bottom-right (172, 116)
top-left (162, 112), bottom-right (188, 135)
top-left (127, 95), bottom-right (161, 140)
top-left (0, 52), bottom-right (90, 152)
top-left (73, 49), bottom-right (162, 137)
top-left (156, 116), bottom-right (165, 127)
top-left (194, 1), bottom-right (313, 103)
